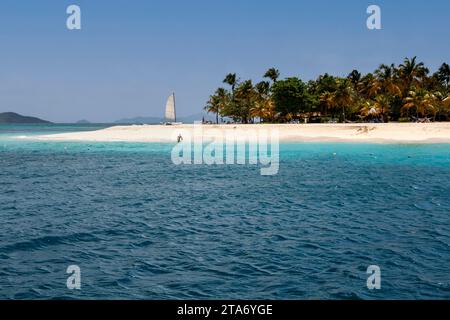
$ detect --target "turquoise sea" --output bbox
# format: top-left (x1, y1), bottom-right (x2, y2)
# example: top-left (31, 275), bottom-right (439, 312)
top-left (1, 124), bottom-right (450, 299)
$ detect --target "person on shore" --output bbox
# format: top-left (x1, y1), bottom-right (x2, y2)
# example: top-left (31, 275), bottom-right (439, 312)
top-left (177, 134), bottom-right (183, 143)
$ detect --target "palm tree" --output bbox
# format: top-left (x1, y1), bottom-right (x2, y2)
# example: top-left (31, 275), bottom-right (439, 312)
top-left (360, 97), bottom-right (389, 121)
top-left (362, 64), bottom-right (401, 121)
top-left (264, 68), bottom-right (280, 83)
top-left (204, 88), bottom-right (229, 124)
top-left (204, 96), bottom-right (219, 124)
top-left (374, 64), bottom-right (402, 96)
top-left (223, 73), bottom-right (238, 92)
top-left (256, 81), bottom-right (270, 95)
top-left (368, 95), bottom-right (391, 122)
top-left (432, 91), bottom-right (450, 121)
top-left (358, 73), bottom-right (378, 99)
top-left (402, 88), bottom-right (437, 120)
top-left (319, 91), bottom-right (337, 119)
top-left (253, 81), bottom-right (275, 122)
top-left (234, 80), bottom-right (256, 124)
top-left (348, 70), bottom-right (362, 89)
top-left (333, 79), bottom-right (355, 122)
top-left (251, 96), bottom-right (276, 122)
top-left (436, 63), bottom-right (450, 90)
top-left (398, 57), bottom-right (429, 94)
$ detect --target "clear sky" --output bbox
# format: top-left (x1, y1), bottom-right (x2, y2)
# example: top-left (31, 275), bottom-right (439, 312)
top-left (0, 0), bottom-right (449, 122)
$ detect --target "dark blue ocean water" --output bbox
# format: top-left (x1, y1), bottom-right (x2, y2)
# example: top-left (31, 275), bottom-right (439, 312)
top-left (1, 124), bottom-right (450, 300)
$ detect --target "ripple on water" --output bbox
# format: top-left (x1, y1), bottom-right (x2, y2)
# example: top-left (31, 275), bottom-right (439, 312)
top-left (1, 140), bottom-right (450, 299)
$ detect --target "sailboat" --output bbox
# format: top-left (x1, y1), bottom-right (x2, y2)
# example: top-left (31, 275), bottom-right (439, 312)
top-left (164, 93), bottom-right (182, 125)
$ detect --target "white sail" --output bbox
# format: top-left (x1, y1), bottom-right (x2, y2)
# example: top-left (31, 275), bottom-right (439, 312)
top-left (165, 93), bottom-right (176, 122)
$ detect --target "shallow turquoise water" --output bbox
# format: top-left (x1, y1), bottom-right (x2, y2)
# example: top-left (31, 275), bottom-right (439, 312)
top-left (1, 124), bottom-right (450, 299)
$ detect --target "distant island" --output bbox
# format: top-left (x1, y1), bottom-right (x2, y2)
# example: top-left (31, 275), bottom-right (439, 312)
top-left (0, 112), bottom-right (51, 124)
top-left (115, 116), bottom-right (164, 124)
top-left (76, 120), bottom-right (91, 124)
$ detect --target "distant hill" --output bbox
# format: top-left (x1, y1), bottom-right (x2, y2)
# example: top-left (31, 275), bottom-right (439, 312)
top-left (114, 116), bottom-right (164, 124)
top-left (76, 119), bottom-right (91, 124)
top-left (178, 113), bottom-right (216, 123)
top-left (0, 112), bottom-right (51, 124)
top-left (115, 113), bottom-right (216, 124)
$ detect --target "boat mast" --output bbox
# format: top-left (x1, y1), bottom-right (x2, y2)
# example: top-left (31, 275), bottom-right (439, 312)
top-left (173, 92), bottom-right (176, 122)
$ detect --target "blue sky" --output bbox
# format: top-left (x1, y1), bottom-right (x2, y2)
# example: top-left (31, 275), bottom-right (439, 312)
top-left (0, 0), bottom-right (449, 122)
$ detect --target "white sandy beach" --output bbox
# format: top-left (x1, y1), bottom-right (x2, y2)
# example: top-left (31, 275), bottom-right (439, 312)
top-left (25, 123), bottom-right (450, 144)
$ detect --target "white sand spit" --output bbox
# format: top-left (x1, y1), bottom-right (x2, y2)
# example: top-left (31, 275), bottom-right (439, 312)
top-left (29, 123), bottom-right (450, 144)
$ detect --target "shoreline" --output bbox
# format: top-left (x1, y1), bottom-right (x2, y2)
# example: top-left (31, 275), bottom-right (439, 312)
top-left (19, 123), bottom-right (450, 144)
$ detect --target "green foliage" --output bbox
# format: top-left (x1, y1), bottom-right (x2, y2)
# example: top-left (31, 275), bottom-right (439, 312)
top-left (272, 77), bottom-right (311, 120)
top-left (264, 68), bottom-right (280, 83)
top-left (206, 57), bottom-right (450, 123)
